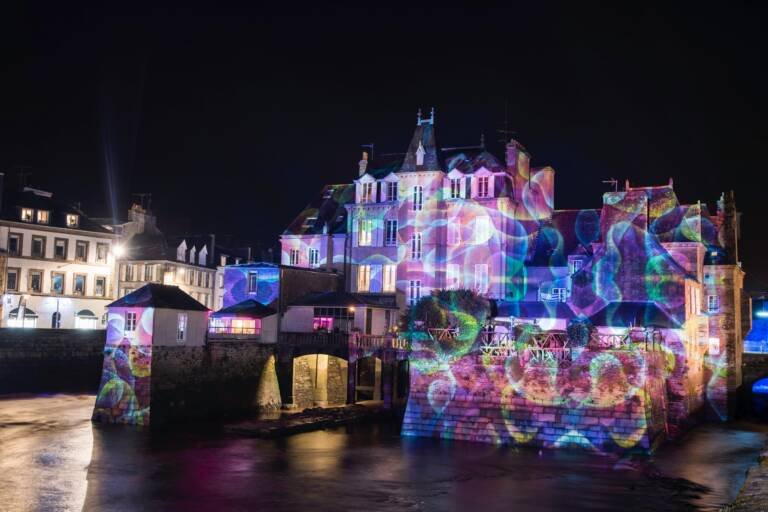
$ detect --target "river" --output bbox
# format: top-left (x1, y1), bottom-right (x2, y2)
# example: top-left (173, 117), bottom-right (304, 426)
top-left (0, 394), bottom-right (765, 511)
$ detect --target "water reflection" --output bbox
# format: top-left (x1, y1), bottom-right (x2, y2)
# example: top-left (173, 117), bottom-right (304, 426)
top-left (0, 395), bottom-right (766, 512)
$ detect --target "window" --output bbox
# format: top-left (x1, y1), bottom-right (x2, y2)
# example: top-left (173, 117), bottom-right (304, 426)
top-left (36, 210), bottom-right (50, 224)
top-left (177, 243), bottom-right (186, 261)
top-left (408, 280), bottom-right (422, 306)
top-left (475, 216), bottom-right (490, 244)
top-left (6, 268), bottom-right (19, 291)
top-left (386, 181), bottom-right (398, 202)
top-left (551, 288), bottom-right (567, 302)
top-left (569, 258), bottom-right (584, 274)
top-left (8, 233), bottom-right (21, 256)
top-left (411, 232), bottom-right (422, 260)
top-left (31, 236), bottom-right (45, 258)
top-left (412, 186), bottom-right (423, 211)
top-left (450, 178), bottom-right (462, 199)
top-left (95, 276), bottom-right (106, 297)
top-left (66, 214), bottom-right (79, 228)
top-left (383, 264), bottom-right (397, 293)
top-left (358, 218), bottom-right (374, 246)
top-left (474, 264), bottom-right (489, 294)
top-left (125, 312), bottom-right (137, 338)
top-left (73, 274), bottom-right (86, 296)
top-left (448, 223), bottom-right (461, 246)
top-left (289, 249), bottom-right (300, 266)
top-left (51, 312), bottom-right (61, 329)
top-left (385, 220), bottom-right (398, 246)
top-left (75, 311), bottom-right (98, 329)
top-left (308, 248), bottom-right (320, 268)
top-left (196, 271), bottom-right (202, 287)
top-left (28, 270), bottom-right (42, 293)
top-left (312, 307), bottom-right (354, 333)
top-left (144, 264), bottom-right (154, 282)
top-left (447, 264), bottom-right (460, 290)
top-left (75, 241), bottom-right (88, 262)
top-left (177, 313), bottom-right (188, 342)
top-left (477, 176), bottom-right (490, 198)
top-left (21, 208), bottom-right (34, 222)
top-left (51, 272), bottom-right (65, 295)
top-left (361, 182), bottom-right (374, 203)
top-left (188, 269), bottom-right (196, 285)
top-left (54, 238), bottom-right (68, 260)
top-left (218, 274), bottom-right (224, 288)
top-left (707, 295), bottom-right (720, 314)
top-left (204, 273), bottom-right (210, 288)
top-left (96, 243), bottom-right (108, 263)
top-left (248, 271), bottom-right (259, 292)
top-left (357, 265), bottom-right (371, 292)
top-left (124, 264), bottom-right (136, 281)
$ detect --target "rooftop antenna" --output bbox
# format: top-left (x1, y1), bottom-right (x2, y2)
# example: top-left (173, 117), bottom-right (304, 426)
top-left (602, 178), bottom-right (618, 192)
top-left (497, 99), bottom-right (516, 144)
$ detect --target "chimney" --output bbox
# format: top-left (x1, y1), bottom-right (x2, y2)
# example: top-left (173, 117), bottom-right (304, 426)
top-left (720, 190), bottom-right (739, 264)
top-left (358, 151), bottom-right (369, 176)
top-left (208, 233), bottom-right (216, 266)
top-left (324, 221), bottom-right (334, 271)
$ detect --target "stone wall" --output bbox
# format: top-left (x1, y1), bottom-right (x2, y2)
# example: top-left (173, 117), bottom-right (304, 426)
top-left (149, 341), bottom-right (278, 425)
top-left (402, 348), bottom-right (668, 454)
top-left (0, 328), bottom-right (105, 394)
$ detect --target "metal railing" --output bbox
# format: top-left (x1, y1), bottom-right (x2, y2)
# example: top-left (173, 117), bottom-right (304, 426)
top-left (277, 331), bottom-right (410, 351)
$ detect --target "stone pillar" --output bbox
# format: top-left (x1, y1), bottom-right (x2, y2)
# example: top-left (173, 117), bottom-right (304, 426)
top-left (255, 354), bottom-right (282, 411)
top-left (347, 359), bottom-right (357, 404)
top-left (276, 349), bottom-right (294, 407)
top-left (313, 354), bottom-right (329, 407)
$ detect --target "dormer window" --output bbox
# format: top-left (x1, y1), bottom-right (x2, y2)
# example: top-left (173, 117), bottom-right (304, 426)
top-left (21, 208), bottom-right (34, 222)
top-left (361, 182), bottom-right (374, 203)
top-left (177, 241), bottom-right (187, 262)
top-left (386, 181), bottom-right (398, 202)
top-left (477, 176), bottom-right (490, 198)
top-left (302, 216), bottom-right (318, 229)
top-left (198, 246), bottom-right (208, 266)
top-left (66, 214), bottom-right (79, 228)
top-left (36, 210), bottom-right (50, 224)
top-left (416, 142), bottom-right (425, 166)
top-left (189, 247), bottom-right (197, 264)
top-left (569, 258), bottom-right (584, 274)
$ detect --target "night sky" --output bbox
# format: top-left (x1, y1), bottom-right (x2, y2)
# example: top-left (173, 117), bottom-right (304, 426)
top-left (3, 4), bottom-right (767, 289)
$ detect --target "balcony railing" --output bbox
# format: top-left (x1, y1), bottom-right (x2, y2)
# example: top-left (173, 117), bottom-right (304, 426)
top-left (278, 331), bottom-right (409, 351)
top-left (208, 326), bottom-right (261, 341)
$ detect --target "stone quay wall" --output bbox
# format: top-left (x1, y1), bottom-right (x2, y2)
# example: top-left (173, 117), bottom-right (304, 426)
top-left (402, 348), bottom-right (668, 454)
top-left (0, 328), bottom-right (105, 394)
top-left (149, 341), bottom-right (280, 425)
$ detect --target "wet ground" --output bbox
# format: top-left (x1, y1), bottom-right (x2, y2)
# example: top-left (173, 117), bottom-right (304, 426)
top-left (0, 394), bottom-right (766, 511)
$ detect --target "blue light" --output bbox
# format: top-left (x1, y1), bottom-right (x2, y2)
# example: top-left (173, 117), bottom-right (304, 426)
top-left (753, 378), bottom-right (768, 395)
top-left (756, 311), bottom-right (768, 318)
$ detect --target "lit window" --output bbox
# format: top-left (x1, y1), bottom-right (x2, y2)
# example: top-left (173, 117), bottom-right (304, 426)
top-left (124, 264), bottom-right (136, 281)
top-left (448, 223), bottom-right (461, 246)
top-left (569, 259), bottom-right (584, 274)
top-left (385, 220), bottom-right (398, 246)
top-left (358, 219), bottom-right (373, 246)
top-left (248, 271), bottom-right (259, 292)
top-left (73, 274), bottom-right (86, 295)
top-left (125, 312), bottom-right (137, 338)
top-left (361, 182), bottom-right (375, 203)
top-left (289, 249), bottom-right (300, 266)
top-left (386, 181), bottom-right (398, 202)
top-left (450, 178), bottom-right (462, 199)
top-left (383, 264), bottom-right (397, 293)
top-left (475, 216), bottom-right (490, 244)
top-left (144, 264), bottom-right (154, 282)
top-left (446, 264), bottom-right (460, 290)
top-left (551, 288), bottom-right (567, 302)
top-left (51, 272), bottom-right (65, 295)
top-left (707, 295), bottom-right (720, 314)
top-left (477, 176), bottom-right (490, 198)
top-left (408, 280), bottom-right (422, 306)
top-left (412, 186), bottom-right (423, 211)
top-left (20, 208), bottom-right (34, 222)
top-left (28, 270), bottom-right (42, 292)
top-left (308, 248), bottom-right (320, 268)
top-left (357, 265), bottom-right (371, 292)
top-left (96, 243), bottom-right (108, 263)
top-left (177, 313), bottom-right (188, 342)
top-left (411, 232), bottom-right (422, 260)
top-left (66, 214), bottom-right (79, 228)
top-left (36, 210), bottom-right (50, 224)
top-left (95, 276), bottom-right (106, 297)
top-left (75, 312), bottom-right (98, 329)
top-left (474, 264), bottom-right (489, 294)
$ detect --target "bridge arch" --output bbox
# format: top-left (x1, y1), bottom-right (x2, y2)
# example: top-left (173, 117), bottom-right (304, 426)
top-left (292, 354), bottom-right (348, 408)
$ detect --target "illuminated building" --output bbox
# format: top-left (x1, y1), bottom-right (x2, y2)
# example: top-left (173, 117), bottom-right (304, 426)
top-left (0, 182), bottom-right (119, 328)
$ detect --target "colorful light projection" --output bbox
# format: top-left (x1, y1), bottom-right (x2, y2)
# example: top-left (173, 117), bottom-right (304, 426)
top-left (92, 307), bottom-right (153, 426)
top-left (222, 264), bottom-right (280, 309)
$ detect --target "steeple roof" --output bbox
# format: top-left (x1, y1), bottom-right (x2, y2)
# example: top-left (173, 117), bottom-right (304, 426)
top-left (400, 108), bottom-right (440, 172)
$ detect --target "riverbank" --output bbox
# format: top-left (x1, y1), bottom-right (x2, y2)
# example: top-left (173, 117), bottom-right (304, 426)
top-left (726, 443), bottom-right (768, 511)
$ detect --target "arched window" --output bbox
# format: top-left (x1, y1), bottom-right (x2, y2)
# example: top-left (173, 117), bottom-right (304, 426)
top-left (51, 312), bottom-right (61, 329)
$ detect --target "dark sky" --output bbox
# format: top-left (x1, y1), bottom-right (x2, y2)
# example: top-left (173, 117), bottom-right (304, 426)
top-left (3, 3), bottom-right (767, 289)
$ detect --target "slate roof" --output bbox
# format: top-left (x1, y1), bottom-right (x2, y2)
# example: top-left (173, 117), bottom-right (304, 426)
top-left (528, 209), bottom-right (601, 266)
top-left (442, 148), bottom-right (505, 174)
top-left (588, 301), bottom-right (680, 329)
top-left (212, 299), bottom-right (277, 318)
top-left (289, 291), bottom-right (398, 309)
top-left (400, 121), bottom-right (439, 172)
top-left (283, 183), bottom-right (355, 236)
top-left (1, 188), bottom-right (113, 235)
top-left (108, 283), bottom-right (209, 311)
